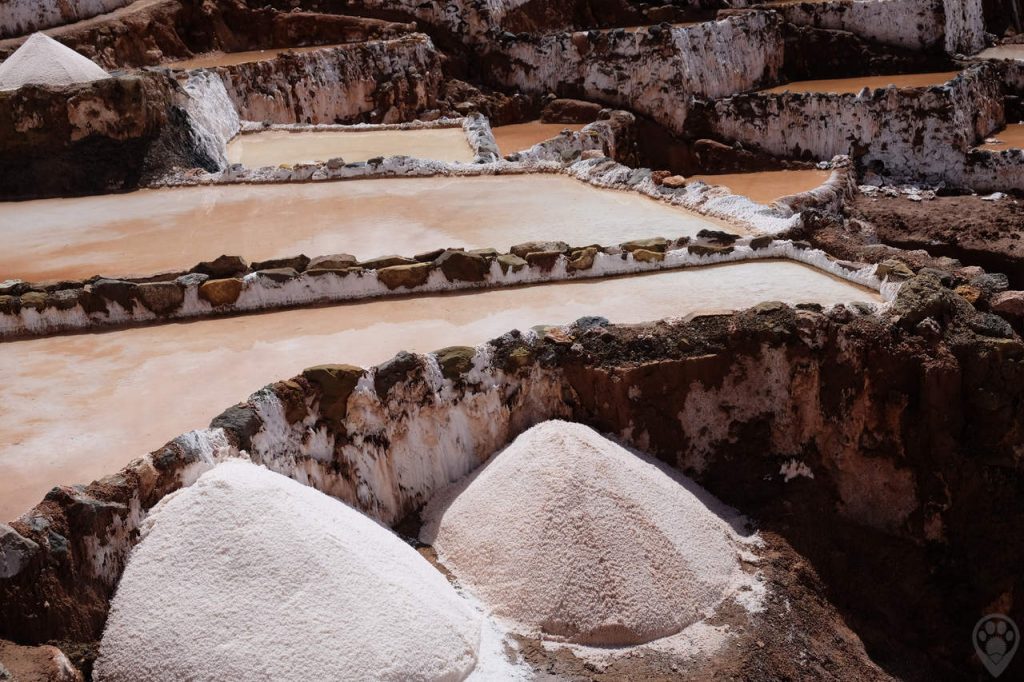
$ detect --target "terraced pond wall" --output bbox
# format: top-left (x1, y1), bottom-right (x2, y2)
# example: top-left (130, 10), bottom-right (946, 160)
top-left (2, 279), bottom-right (1022, 681)
top-left (0, 0), bottom-right (133, 39)
top-left (212, 35), bottom-right (443, 124)
top-left (756, 0), bottom-right (984, 55)
top-left (704, 64), bottom-right (1004, 183)
top-left (0, 0), bottom-right (414, 69)
top-left (480, 12), bottom-right (784, 134)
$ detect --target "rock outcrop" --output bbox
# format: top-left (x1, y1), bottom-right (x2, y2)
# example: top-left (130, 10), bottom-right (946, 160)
top-left (0, 72), bottom-right (224, 199)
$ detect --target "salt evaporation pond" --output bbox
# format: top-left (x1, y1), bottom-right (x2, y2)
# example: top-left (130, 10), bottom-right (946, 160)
top-left (491, 121), bottom-right (585, 155)
top-left (164, 45), bottom-right (341, 70)
top-left (981, 123), bottom-right (1024, 151)
top-left (689, 169), bottom-right (831, 204)
top-left (761, 71), bottom-right (960, 94)
top-left (226, 128), bottom-right (476, 166)
top-left (976, 45), bottom-right (1024, 61)
top-left (0, 261), bottom-right (880, 520)
top-left (0, 175), bottom-right (732, 282)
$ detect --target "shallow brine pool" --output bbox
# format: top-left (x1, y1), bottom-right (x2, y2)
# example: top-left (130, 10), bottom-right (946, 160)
top-left (0, 261), bottom-right (880, 520)
top-left (0, 175), bottom-right (736, 283)
top-left (226, 128), bottom-right (477, 166)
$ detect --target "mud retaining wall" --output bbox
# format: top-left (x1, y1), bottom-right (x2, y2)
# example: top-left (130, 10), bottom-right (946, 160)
top-left (212, 35), bottom-right (442, 124)
top-left (0, 0), bottom-right (132, 39)
top-left (1, 278), bottom-right (1022, 681)
top-left (480, 12), bottom-right (783, 135)
top-left (753, 0), bottom-right (984, 55)
top-left (703, 64), bottom-right (1004, 183)
top-left (964, 149), bottom-right (1024, 192)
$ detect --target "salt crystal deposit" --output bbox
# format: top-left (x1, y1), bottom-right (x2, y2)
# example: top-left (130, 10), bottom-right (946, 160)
top-left (421, 420), bottom-right (749, 647)
top-left (95, 460), bottom-right (482, 682)
top-left (0, 33), bottom-right (109, 91)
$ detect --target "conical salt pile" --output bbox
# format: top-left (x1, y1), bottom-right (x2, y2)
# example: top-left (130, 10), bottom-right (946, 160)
top-left (0, 33), bottom-right (108, 91)
top-left (421, 420), bottom-right (746, 647)
top-left (96, 460), bottom-right (482, 681)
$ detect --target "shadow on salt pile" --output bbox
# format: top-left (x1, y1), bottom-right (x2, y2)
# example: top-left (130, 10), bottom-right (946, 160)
top-left (420, 421), bottom-right (763, 658)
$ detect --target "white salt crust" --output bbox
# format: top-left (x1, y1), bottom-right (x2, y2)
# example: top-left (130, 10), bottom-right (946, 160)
top-left (421, 420), bottom-right (753, 647)
top-left (96, 460), bottom-right (482, 682)
top-left (0, 33), bottom-right (108, 90)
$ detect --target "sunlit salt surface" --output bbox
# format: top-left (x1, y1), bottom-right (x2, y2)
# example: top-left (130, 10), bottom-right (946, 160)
top-left (688, 169), bottom-right (832, 204)
top-left (491, 121), bottom-right (585, 155)
top-left (976, 45), bottom-right (1024, 61)
top-left (226, 128), bottom-right (476, 166)
top-left (0, 175), bottom-right (734, 283)
top-left (761, 71), bottom-right (960, 94)
top-left (0, 261), bottom-right (880, 520)
top-left (163, 45), bottom-right (341, 70)
top-left (980, 123), bottom-right (1024, 151)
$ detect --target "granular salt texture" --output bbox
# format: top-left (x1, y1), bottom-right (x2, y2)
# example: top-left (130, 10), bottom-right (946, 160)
top-left (95, 459), bottom-right (481, 682)
top-left (421, 420), bottom-right (746, 647)
top-left (0, 33), bottom-right (108, 91)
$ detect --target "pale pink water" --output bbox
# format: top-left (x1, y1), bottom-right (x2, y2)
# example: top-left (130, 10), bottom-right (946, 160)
top-left (689, 169), bottom-right (832, 204)
top-left (0, 261), bottom-right (879, 520)
top-left (761, 71), bottom-right (960, 95)
top-left (491, 122), bottom-right (585, 155)
top-left (0, 175), bottom-right (734, 283)
top-left (980, 123), bottom-right (1024, 151)
top-left (226, 128), bottom-right (476, 166)
top-left (976, 45), bottom-right (1024, 61)
top-left (164, 45), bottom-right (342, 70)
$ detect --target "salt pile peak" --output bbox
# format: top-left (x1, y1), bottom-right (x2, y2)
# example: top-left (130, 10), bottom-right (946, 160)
top-left (421, 420), bottom-right (749, 646)
top-left (0, 33), bottom-right (108, 91)
top-left (96, 459), bottom-right (482, 682)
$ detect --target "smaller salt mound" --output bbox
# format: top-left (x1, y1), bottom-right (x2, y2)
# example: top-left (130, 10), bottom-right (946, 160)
top-left (0, 33), bottom-right (108, 91)
top-left (96, 460), bottom-right (481, 682)
top-left (421, 420), bottom-right (746, 647)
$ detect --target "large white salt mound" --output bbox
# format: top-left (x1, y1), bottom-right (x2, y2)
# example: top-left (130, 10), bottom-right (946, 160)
top-left (421, 420), bottom-right (746, 647)
top-left (0, 33), bottom-right (109, 91)
top-left (96, 459), bottom-right (481, 682)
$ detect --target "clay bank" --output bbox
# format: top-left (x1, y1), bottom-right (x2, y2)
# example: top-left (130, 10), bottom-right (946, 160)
top-left (0, 174), bottom-right (734, 283)
top-left (0, 261), bottom-right (879, 521)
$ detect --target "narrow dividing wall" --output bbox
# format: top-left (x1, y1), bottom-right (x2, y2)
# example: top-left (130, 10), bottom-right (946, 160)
top-left (703, 64), bottom-right (1003, 182)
